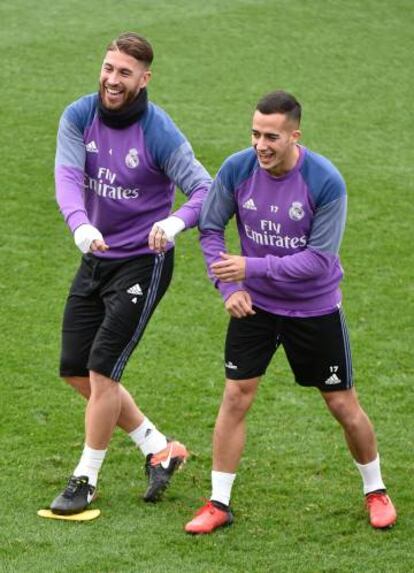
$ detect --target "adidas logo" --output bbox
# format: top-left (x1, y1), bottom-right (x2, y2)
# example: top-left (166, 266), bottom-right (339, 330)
top-left (86, 140), bottom-right (98, 153)
top-left (127, 283), bottom-right (143, 296)
top-left (324, 373), bottom-right (341, 385)
top-left (225, 361), bottom-right (238, 370)
top-left (242, 198), bottom-right (257, 210)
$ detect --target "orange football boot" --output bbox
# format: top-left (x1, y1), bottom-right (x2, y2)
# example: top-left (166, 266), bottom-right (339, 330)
top-left (365, 491), bottom-right (397, 529)
top-left (185, 500), bottom-right (233, 534)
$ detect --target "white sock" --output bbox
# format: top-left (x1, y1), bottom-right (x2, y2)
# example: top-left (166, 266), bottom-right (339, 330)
top-left (211, 470), bottom-right (236, 506)
top-left (354, 454), bottom-right (386, 495)
top-left (73, 444), bottom-right (107, 488)
top-left (128, 417), bottom-right (168, 457)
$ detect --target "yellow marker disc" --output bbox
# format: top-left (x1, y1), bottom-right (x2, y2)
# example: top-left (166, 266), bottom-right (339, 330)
top-left (37, 509), bottom-right (101, 521)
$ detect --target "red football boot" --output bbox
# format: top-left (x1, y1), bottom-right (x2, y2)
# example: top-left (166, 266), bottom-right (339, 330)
top-left (365, 491), bottom-right (397, 529)
top-left (185, 500), bottom-right (233, 534)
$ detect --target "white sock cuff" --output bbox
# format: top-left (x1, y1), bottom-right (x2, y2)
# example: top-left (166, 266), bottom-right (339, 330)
top-left (83, 444), bottom-right (107, 461)
top-left (129, 417), bottom-right (167, 456)
top-left (128, 417), bottom-right (155, 443)
top-left (354, 453), bottom-right (379, 470)
top-left (212, 470), bottom-right (237, 483)
top-left (211, 470), bottom-right (236, 506)
top-left (73, 444), bottom-right (107, 487)
top-left (354, 454), bottom-right (386, 494)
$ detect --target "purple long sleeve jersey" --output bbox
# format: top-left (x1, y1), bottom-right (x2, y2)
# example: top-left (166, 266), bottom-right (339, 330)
top-left (199, 145), bottom-right (347, 317)
top-left (55, 93), bottom-right (211, 258)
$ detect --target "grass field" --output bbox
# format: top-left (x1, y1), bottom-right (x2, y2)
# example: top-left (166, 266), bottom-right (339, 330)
top-left (1, 0), bottom-right (413, 571)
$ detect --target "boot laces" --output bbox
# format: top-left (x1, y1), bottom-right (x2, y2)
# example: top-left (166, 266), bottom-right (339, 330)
top-left (63, 476), bottom-right (88, 499)
top-left (366, 492), bottom-right (388, 507)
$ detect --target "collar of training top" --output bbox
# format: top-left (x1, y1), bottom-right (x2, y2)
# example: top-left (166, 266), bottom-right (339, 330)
top-left (98, 88), bottom-right (148, 129)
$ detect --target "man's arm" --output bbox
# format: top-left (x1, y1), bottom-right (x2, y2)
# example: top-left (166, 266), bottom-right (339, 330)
top-left (199, 172), bottom-right (247, 301)
top-left (149, 140), bottom-right (211, 252)
top-left (246, 192), bottom-right (347, 283)
top-left (55, 114), bottom-right (90, 233)
top-left (55, 111), bottom-right (108, 253)
top-left (145, 108), bottom-right (211, 251)
top-left (163, 141), bottom-right (211, 228)
top-left (200, 176), bottom-right (255, 318)
top-left (212, 181), bottom-right (347, 284)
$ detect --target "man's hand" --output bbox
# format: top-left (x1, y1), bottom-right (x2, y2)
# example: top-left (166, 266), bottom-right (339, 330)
top-left (148, 216), bottom-right (185, 253)
top-left (90, 238), bottom-right (109, 253)
top-left (225, 291), bottom-right (256, 318)
top-left (211, 252), bottom-right (246, 282)
top-left (73, 224), bottom-right (109, 254)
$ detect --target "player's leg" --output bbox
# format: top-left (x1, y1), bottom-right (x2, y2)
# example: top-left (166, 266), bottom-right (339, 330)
top-left (213, 377), bottom-right (260, 473)
top-left (51, 257), bottom-right (108, 514)
top-left (64, 376), bottom-right (91, 398)
top-left (186, 308), bottom-right (280, 534)
top-left (185, 378), bottom-right (260, 535)
top-left (321, 387), bottom-right (376, 464)
top-left (60, 257), bottom-right (147, 433)
top-left (86, 370), bottom-right (122, 448)
top-left (284, 307), bottom-right (396, 529)
top-left (61, 384), bottom-right (178, 504)
top-left (63, 376), bottom-right (172, 462)
top-left (89, 249), bottom-right (188, 502)
top-left (51, 251), bottom-right (181, 513)
top-left (50, 370), bottom-right (122, 515)
top-left (321, 387), bottom-right (396, 528)
top-left (64, 375), bottom-right (146, 432)
top-left (51, 370), bottom-right (170, 515)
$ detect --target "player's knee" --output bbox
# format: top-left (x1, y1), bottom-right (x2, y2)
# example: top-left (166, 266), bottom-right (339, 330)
top-left (325, 392), bottom-right (361, 427)
top-left (89, 370), bottom-right (119, 397)
top-left (325, 394), bottom-right (347, 418)
top-left (223, 381), bottom-right (256, 415)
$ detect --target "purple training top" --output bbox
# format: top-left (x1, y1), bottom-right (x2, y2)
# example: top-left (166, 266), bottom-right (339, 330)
top-left (199, 145), bottom-right (347, 317)
top-left (55, 93), bottom-right (211, 258)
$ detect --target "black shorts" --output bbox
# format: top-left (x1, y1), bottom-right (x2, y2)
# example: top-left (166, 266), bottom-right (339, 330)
top-left (60, 249), bottom-right (174, 382)
top-left (225, 306), bottom-right (353, 392)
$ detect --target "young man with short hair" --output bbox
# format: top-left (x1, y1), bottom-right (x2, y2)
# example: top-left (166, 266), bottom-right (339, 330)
top-left (50, 32), bottom-right (211, 514)
top-left (185, 90), bottom-right (396, 533)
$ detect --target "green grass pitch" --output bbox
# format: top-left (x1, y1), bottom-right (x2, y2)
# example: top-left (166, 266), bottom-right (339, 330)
top-left (0, 0), bottom-right (413, 571)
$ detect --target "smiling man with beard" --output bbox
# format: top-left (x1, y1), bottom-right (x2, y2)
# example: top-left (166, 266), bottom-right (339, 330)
top-left (50, 32), bottom-right (211, 515)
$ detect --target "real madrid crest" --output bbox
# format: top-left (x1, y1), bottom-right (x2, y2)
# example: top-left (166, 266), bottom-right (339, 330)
top-left (125, 148), bottom-right (139, 169)
top-left (288, 201), bottom-right (305, 221)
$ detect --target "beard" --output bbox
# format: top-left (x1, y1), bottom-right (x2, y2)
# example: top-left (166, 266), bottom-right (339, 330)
top-left (99, 84), bottom-right (139, 111)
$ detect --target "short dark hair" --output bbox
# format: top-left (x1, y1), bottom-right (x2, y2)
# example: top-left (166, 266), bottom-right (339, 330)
top-left (256, 90), bottom-right (301, 125)
top-left (106, 32), bottom-right (154, 67)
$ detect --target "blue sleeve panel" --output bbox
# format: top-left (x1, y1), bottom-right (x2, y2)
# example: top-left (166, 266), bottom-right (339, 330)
top-left (55, 93), bottom-right (97, 169)
top-left (300, 149), bottom-right (346, 207)
top-left (163, 141), bottom-right (211, 197)
top-left (300, 149), bottom-right (347, 255)
top-left (141, 103), bottom-right (211, 195)
top-left (199, 148), bottom-right (258, 231)
top-left (308, 195), bottom-right (347, 254)
top-left (199, 176), bottom-right (236, 231)
top-left (218, 148), bottom-right (259, 193)
top-left (141, 103), bottom-right (186, 170)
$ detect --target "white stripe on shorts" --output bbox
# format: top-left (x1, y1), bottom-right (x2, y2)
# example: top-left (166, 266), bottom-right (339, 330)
top-left (110, 253), bottom-right (165, 381)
